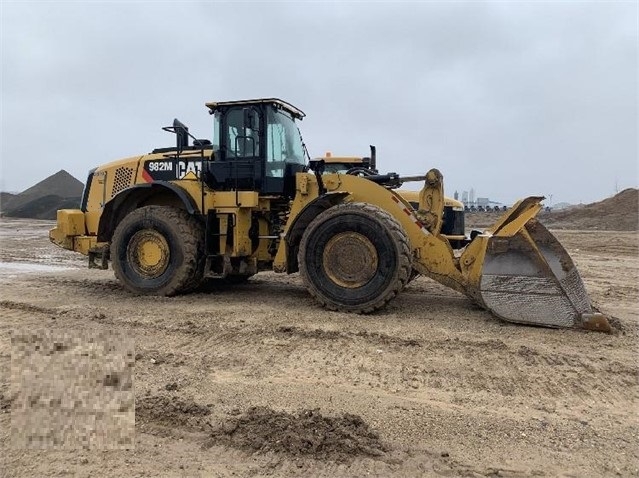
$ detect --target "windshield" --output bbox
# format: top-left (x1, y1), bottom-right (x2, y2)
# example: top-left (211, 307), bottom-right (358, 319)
top-left (266, 108), bottom-right (305, 166)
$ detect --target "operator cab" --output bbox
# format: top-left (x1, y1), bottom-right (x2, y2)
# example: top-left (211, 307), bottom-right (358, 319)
top-left (204, 98), bottom-right (307, 197)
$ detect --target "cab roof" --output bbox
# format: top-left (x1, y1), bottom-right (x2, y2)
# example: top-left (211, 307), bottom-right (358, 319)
top-left (205, 98), bottom-right (305, 120)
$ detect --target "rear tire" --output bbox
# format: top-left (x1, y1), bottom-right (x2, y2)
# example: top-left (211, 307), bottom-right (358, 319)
top-left (111, 206), bottom-right (204, 296)
top-left (298, 203), bottom-right (411, 313)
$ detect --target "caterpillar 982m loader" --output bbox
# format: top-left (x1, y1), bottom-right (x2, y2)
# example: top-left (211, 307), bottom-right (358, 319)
top-left (49, 98), bottom-right (610, 332)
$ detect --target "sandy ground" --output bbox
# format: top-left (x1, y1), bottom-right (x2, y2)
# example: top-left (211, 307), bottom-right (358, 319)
top-left (0, 218), bottom-right (637, 477)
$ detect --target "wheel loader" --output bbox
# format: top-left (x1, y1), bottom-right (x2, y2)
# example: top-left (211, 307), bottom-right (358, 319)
top-left (49, 98), bottom-right (610, 332)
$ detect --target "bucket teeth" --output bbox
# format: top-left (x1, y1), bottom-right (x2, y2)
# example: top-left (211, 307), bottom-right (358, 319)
top-left (581, 313), bottom-right (612, 333)
top-left (475, 219), bottom-right (610, 332)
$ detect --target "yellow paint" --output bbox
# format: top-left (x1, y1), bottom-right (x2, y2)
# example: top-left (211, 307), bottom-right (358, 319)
top-left (320, 155), bottom-right (363, 164)
top-left (128, 230), bottom-right (170, 278)
top-left (180, 171), bottom-right (198, 180)
top-left (56, 209), bottom-right (85, 236)
top-left (212, 191), bottom-right (259, 209)
top-left (488, 197), bottom-right (543, 237)
top-left (139, 240), bottom-right (163, 267)
top-left (74, 237), bottom-right (100, 255)
top-left (400, 190), bottom-right (464, 210)
top-left (273, 173), bottom-right (320, 272)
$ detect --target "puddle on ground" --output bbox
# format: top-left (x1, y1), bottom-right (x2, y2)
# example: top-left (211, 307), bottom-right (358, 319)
top-left (0, 261), bottom-right (75, 278)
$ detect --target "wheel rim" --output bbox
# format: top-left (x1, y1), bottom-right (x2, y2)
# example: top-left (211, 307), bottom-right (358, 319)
top-left (322, 232), bottom-right (378, 288)
top-left (127, 229), bottom-right (170, 279)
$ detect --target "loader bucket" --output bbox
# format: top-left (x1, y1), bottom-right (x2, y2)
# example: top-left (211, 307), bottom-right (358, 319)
top-left (464, 198), bottom-right (611, 332)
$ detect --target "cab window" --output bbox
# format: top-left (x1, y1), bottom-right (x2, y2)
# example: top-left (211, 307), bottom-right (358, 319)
top-left (212, 111), bottom-right (221, 151)
top-left (266, 108), bottom-right (305, 177)
top-left (226, 108), bottom-right (260, 158)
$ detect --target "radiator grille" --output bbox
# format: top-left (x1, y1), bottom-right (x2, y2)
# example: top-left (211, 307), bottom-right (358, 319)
top-left (112, 167), bottom-right (134, 197)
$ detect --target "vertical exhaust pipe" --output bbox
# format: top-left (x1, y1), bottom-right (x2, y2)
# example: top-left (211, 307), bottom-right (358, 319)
top-left (369, 145), bottom-right (377, 172)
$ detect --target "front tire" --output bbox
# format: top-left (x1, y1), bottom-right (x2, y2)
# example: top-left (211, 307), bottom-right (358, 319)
top-left (298, 203), bottom-right (411, 313)
top-left (111, 206), bottom-right (204, 296)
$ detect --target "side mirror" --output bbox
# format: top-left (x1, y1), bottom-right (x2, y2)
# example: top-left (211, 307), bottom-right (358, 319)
top-left (174, 118), bottom-right (189, 151)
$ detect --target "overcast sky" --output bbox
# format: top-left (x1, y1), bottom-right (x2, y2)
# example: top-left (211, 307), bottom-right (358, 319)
top-left (1, 1), bottom-right (636, 205)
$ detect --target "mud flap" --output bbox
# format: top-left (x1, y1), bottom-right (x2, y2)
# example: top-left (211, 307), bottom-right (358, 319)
top-left (477, 219), bottom-right (611, 332)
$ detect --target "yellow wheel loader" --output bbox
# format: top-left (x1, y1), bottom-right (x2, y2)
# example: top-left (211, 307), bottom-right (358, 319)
top-left (50, 98), bottom-right (610, 331)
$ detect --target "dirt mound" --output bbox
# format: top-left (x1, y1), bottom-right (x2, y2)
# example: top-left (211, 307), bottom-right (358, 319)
top-left (466, 189), bottom-right (638, 231)
top-left (465, 211), bottom-right (503, 229)
top-left (206, 406), bottom-right (388, 461)
top-left (136, 395), bottom-right (211, 429)
top-left (540, 188), bottom-right (638, 231)
top-left (0, 192), bottom-right (16, 209)
top-left (3, 194), bottom-right (80, 220)
top-left (1, 170), bottom-right (83, 219)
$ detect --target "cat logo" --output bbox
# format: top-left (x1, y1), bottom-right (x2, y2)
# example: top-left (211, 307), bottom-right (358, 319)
top-left (177, 161), bottom-right (202, 180)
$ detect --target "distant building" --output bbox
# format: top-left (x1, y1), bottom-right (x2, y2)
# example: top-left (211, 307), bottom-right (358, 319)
top-left (454, 190), bottom-right (459, 200)
top-left (477, 197), bottom-right (489, 207)
top-left (469, 188), bottom-right (475, 204)
top-left (462, 191), bottom-right (469, 204)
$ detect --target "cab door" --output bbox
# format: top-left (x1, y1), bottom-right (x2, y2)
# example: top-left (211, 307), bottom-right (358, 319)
top-left (205, 106), bottom-right (264, 191)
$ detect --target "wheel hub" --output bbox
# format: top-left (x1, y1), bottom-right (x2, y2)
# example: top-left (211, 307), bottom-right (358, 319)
top-left (127, 229), bottom-right (170, 278)
top-left (322, 232), bottom-right (378, 288)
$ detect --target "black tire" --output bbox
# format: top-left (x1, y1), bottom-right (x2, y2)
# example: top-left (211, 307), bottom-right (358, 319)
top-left (111, 206), bottom-right (204, 296)
top-left (298, 202), bottom-right (411, 313)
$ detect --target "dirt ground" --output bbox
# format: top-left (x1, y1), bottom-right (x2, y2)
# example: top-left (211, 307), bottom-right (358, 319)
top-left (0, 218), bottom-right (637, 477)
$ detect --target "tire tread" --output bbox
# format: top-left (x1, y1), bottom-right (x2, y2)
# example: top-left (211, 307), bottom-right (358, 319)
top-left (111, 206), bottom-right (204, 296)
top-left (299, 202), bottom-right (411, 313)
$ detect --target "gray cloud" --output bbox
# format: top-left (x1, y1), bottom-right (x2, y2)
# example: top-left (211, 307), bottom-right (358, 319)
top-left (1, 1), bottom-right (636, 205)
